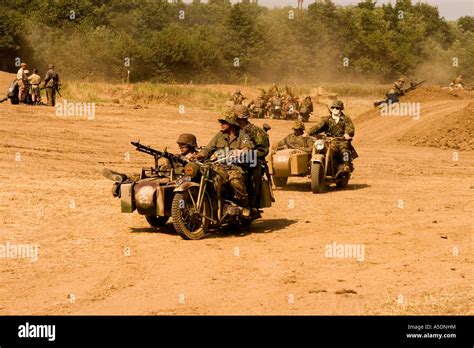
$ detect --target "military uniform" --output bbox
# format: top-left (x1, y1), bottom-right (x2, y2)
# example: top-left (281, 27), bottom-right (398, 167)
top-left (274, 120), bottom-right (314, 153)
top-left (232, 105), bottom-right (270, 211)
top-left (103, 134), bottom-right (199, 189)
top-left (309, 100), bottom-right (356, 169)
top-left (16, 63), bottom-right (28, 102)
top-left (248, 97), bottom-right (266, 118)
top-left (199, 115), bottom-right (254, 209)
top-left (230, 90), bottom-right (245, 105)
top-left (28, 72), bottom-right (41, 104)
top-left (275, 134), bottom-right (314, 153)
top-left (374, 77), bottom-right (405, 106)
top-left (450, 76), bottom-right (464, 90)
top-left (44, 65), bottom-right (60, 106)
top-left (269, 94), bottom-right (282, 119)
top-left (299, 97), bottom-right (313, 122)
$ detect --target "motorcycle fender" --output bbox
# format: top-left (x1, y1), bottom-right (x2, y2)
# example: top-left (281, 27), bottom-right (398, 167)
top-left (174, 181), bottom-right (200, 193)
top-left (134, 181), bottom-right (160, 216)
top-left (120, 182), bottom-right (135, 213)
top-left (311, 154), bottom-right (325, 164)
top-left (157, 185), bottom-right (175, 216)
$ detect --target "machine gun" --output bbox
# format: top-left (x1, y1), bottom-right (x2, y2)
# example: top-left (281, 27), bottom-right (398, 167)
top-left (131, 141), bottom-right (187, 171)
top-left (403, 80), bottom-right (426, 94)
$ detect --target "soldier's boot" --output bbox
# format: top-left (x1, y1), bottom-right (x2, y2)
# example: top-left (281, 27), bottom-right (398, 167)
top-left (341, 151), bottom-right (352, 173)
top-left (101, 168), bottom-right (128, 183)
top-left (241, 200), bottom-right (251, 217)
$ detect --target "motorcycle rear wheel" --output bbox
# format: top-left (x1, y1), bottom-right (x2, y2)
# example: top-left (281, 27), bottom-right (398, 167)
top-left (273, 176), bottom-right (288, 187)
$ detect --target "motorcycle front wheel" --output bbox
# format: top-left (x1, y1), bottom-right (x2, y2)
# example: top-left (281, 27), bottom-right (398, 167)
top-left (311, 162), bottom-right (325, 193)
top-left (171, 187), bottom-right (210, 240)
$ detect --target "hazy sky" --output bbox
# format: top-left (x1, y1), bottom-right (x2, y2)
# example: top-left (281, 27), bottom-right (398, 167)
top-left (220, 0), bottom-right (474, 20)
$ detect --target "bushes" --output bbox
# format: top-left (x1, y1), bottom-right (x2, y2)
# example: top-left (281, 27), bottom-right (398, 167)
top-left (0, 0), bottom-right (472, 85)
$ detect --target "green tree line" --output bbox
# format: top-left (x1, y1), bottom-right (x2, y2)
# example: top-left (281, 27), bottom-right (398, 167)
top-left (1, 0), bottom-right (473, 84)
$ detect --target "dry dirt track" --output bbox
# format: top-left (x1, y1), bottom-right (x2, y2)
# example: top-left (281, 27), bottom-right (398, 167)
top-left (0, 82), bottom-right (472, 315)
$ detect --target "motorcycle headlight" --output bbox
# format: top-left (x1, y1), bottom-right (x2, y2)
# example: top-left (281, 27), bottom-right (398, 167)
top-left (315, 140), bottom-right (325, 151)
top-left (184, 163), bottom-right (199, 178)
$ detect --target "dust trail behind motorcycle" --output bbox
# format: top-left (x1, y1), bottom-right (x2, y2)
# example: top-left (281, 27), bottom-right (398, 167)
top-left (0, 90), bottom-right (472, 315)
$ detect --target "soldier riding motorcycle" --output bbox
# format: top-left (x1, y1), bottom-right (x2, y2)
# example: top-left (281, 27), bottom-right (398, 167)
top-left (269, 93), bottom-right (283, 119)
top-left (308, 100), bottom-right (358, 192)
top-left (248, 95), bottom-right (266, 119)
top-left (171, 114), bottom-right (273, 240)
top-left (101, 134), bottom-right (198, 228)
top-left (282, 96), bottom-right (299, 120)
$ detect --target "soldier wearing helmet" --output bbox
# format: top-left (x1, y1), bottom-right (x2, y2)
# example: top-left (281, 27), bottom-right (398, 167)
top-left (374, 76), bottom-right (406, 107)
top-left (176, 133), bottom-right (198, 157)
top-left (247, 94), bottom-right (266, 118)
top-left (195, 109), bottom-right (254, 216)
top-left (230, 89), bottom-right (245, 105)
top-left (273, 120), bottom-right (315, 153)
top-left (308, 100), bottom-right (356, 173)
top-left (101, 133), bottom-right (200, 195)
top-left (44, 64), bottom-right (60, 106)
top-left (234, 104), bottom-right (269, 160)
top-left (233, 104), bottom-right (270, 215)
top-left (450, 74), bottom-right (464, 90)
top-left (299, 96), bottom-right (314, 122)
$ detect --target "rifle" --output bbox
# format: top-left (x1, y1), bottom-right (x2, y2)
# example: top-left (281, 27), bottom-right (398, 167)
top-left (55, 85), bottom-right (62, 98)
top-left (131, 141), bottom-right (187, 170)
top-left (403, 80), bottom-right (426, 94)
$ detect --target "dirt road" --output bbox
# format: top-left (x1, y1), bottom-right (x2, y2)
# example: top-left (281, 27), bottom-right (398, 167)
top-left (0, 79), bottom-right (472, 315)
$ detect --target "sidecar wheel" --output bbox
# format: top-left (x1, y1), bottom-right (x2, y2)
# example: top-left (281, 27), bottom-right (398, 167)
top-left (145, 216), bottom-right (169, 228)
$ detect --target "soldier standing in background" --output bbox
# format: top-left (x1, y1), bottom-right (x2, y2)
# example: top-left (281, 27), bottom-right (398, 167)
top-left (230, 90), bottom-right (245, 105)
top-left (28, 69), bottom-right (42, 105)
top-left (44, 64), bottom-right (60, 106)
top-left (299, 96), bottom-right (314, 122)
top-left (16, 62), bottom-right (28, 103)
